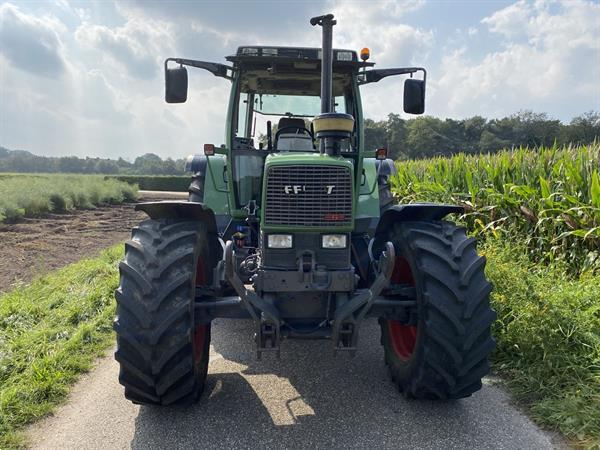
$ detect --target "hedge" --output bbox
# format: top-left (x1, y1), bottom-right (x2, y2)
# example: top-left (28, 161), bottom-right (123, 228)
top-left (106, 175), bottom-right (191, 192)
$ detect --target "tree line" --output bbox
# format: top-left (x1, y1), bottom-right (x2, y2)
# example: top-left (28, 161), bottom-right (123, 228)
top-left (365, 111), bottom-right (599, 160)
top-left (0, 148), bottom-right (186, 175)
top-left (1, 111), bottom-right (598, 174)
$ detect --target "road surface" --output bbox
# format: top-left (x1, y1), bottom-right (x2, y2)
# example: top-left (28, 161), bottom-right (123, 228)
top-left (27, 319), bottom-right (564, 449)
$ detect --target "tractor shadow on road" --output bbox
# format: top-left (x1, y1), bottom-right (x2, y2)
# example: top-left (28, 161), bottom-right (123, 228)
top-left (131, 319), bottom-right (547, 449)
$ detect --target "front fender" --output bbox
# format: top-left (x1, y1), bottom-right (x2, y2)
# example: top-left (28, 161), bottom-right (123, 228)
top-left (375, 203), bottom-right (463, 237)
top-left (135, 201), bottom-right (218, 234)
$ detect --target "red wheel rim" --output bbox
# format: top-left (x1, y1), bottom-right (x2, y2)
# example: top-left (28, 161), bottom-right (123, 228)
top-left (388, 255), bottom-right (417, 361)
top-left (193, 256), bottom-right (208, 365)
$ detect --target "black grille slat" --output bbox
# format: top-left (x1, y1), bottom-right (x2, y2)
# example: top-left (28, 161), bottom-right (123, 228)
top-left (265, 165), bottom-right (352, 227)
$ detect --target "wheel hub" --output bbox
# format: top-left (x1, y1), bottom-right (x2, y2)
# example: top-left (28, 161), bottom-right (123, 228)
top-left (387, 255), bottom-right (417, 360)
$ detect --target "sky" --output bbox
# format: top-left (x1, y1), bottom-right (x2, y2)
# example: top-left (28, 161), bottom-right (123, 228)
top-left (0, 0), bottom-right (599, 160)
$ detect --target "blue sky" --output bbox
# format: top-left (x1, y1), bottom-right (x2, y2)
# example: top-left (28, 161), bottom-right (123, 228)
top-left (0, 0), bottom-right (598, 159)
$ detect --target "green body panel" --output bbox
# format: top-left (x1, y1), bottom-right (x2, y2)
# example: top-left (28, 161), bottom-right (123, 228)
top-left (357, 158), bottom-right (380, 221)
top-left (352, 76), bottom-right (366, 215)
top-left (224, 71), bottom-right (240, 219)
top-left (260, 153), bottom-right (355, 233)
top-left (203, 155), bottom-right (229, 216)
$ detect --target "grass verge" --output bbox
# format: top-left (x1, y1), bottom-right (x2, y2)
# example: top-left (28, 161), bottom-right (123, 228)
top-left (0, 245), bottom-right (122, 449)
top-left (485, 239), bottom-right (600, 448)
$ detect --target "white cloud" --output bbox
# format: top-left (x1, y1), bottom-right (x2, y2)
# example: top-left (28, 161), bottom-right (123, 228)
top-left (329, 0), bottom-right (432, 65)
top-left (0, 3), bottom-right (67, 78)
top-left (75, 18), bottom-right (174, 79)
top-left (430, 0), bottom-right (600, 118)
top-left (325, 0), bottom-right (433, 121)
top-left (482, 0), bottom-right (599, 48)
top-left (481, 0), bottom-right (531, 38)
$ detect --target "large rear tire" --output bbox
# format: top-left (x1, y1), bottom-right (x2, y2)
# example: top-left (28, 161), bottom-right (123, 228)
top-left (114, 219), bottom-right (211, 405)
top-left (378, 220), bottom-right (495, 399)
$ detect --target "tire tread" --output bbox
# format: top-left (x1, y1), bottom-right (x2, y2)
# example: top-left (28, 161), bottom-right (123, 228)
top-left (380, 220), bottom-right (496, 400)
top-left (114, 219), bottom-right (210, 405)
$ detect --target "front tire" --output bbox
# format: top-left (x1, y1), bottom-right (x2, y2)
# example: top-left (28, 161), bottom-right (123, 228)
top-left (379, 220), bottom-right (496, 399)
top-left (114, 219), bottom-right (211, 405)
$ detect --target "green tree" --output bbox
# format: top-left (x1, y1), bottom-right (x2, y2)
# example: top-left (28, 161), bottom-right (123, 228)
top-left (563, 111), bottom-right (600, 145)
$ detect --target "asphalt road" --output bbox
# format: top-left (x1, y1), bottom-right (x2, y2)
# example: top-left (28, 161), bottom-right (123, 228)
top-left (27, 319), bottom-right (563, 450)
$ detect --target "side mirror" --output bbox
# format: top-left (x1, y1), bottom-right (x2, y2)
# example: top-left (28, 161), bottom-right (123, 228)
top-left (403, 79), bottom-right (425, 114)
top-left (165, 66), bottom-right (188, 103)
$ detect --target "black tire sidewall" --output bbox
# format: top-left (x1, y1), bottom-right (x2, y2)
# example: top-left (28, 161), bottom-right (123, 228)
top-left (189, 222), bottom-right (212, 395)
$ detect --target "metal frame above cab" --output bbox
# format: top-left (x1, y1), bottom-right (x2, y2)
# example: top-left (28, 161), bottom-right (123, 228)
top-left (164, 58), bottom-right (234, 80)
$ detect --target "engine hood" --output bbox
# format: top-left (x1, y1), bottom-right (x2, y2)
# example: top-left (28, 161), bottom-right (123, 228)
top-left (264, 152), bottom-right (354, 171)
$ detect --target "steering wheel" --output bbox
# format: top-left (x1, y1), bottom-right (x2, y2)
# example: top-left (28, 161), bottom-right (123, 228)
top-left (275, 126), bottom-right (314, 141)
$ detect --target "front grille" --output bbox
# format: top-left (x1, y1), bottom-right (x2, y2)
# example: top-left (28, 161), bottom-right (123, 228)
top-left (265, 165), bottom-right (352, 227)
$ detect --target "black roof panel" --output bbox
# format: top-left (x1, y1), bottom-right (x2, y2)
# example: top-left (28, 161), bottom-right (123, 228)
top-left (227, 46), bottom-right (374, 69)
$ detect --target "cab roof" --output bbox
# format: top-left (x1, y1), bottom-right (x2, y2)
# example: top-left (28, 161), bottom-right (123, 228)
top-left (226, 46), bottom-right (374, 71)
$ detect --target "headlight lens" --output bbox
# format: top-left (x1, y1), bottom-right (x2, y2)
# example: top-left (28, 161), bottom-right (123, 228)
top-left (267, 234), bottom-right (293, 249)
top-left (322, 234), bottom-right (347, 249)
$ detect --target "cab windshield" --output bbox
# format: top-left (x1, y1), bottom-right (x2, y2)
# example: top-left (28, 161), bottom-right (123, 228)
top-left (255, 94), bottom-right (323, 117)
top-left (235, 93), bottom-right (348, 148)
top-left (230, 66), bottom-right (357, 210)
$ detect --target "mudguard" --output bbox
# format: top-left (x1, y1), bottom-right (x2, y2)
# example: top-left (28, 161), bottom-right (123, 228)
top-left (185, 153), bottom-right (207, 173)
top-left (135, 201), bottom-right (218, 234)
top-left (374, 203), bottom-right (463, 237)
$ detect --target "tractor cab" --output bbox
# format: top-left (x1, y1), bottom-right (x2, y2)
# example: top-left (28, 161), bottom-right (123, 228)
top-left (226, 46), bottom-right (366, 156)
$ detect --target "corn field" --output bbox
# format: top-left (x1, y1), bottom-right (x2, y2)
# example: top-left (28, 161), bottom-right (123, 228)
top-left (392, 143), bottom-right (600, 275)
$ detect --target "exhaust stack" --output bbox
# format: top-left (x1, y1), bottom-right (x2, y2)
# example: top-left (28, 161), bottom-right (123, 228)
top-left (310, 14), bottom-right (354, 157)
top-left (310, 14), bottom-right (335, 114)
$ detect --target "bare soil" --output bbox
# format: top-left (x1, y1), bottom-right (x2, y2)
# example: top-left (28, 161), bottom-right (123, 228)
top-left (0, 191), bottom-right (187, 293)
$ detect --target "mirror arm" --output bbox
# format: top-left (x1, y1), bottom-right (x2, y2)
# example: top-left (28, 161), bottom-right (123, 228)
top-left (358, 67), bottom-right (426, 85)
top-left (165, 58), bottom-right (234, 80)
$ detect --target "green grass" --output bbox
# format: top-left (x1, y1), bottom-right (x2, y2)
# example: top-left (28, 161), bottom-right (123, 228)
top-left (0, 246), bottom-right (122, 449)
top-left (485, 240), bottom-right (600, 448)
top-left (0, 174), bottom-right (138, 223)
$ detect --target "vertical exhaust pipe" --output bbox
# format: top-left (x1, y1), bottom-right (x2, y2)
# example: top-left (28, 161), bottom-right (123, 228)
top-left (311, 14), bottom-right (354, 157)
top-left (310, 14), bottom-right (336, 114)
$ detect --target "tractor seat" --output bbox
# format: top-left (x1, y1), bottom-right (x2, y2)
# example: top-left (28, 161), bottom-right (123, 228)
top-left (275, 117), bottom-right (313, 151)
top-left (277, 117), bottom-right (306, 133)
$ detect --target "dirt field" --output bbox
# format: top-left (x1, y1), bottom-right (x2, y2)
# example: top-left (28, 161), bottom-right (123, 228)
top-left (0, 191), bottom-right (186, 293)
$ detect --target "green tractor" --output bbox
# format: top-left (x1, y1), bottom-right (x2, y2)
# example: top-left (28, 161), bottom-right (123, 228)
top-left (114, 14), bottom-right (495, 405)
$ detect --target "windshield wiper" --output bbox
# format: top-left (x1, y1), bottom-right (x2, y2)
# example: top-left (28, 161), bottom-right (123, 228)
top-left (254, 110), bottom-right (315, 118)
